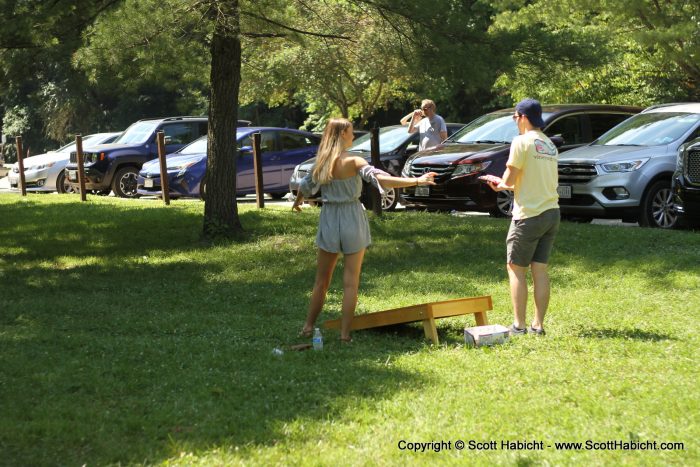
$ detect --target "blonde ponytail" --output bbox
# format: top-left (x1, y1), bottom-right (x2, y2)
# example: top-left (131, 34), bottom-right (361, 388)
top-left (313, 118), bottom-right (353, 185)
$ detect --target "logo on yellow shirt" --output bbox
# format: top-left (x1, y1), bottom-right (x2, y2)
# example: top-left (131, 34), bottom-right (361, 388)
top-left (534, 138), bottom-right (556, 156)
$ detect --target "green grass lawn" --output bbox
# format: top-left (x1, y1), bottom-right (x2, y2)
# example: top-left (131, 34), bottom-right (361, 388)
top-left (1, 194), bottom-right (698, 466)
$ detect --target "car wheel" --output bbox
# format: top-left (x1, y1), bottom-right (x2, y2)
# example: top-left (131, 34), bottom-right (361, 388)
top-left (639, 180), bottom-right (679, 229)
top-left (489, 190), bottom-right (514, 217)
top-left (56, 170), bottom-right (76, 194)
top-left (111, 167), bottom-right (140, 198)
top-left (199, 177), bottom-right (207, 200)
top-left (268, 192), bottom-right (287, 200)
top-left (381, 187), bottom-right (399, 211)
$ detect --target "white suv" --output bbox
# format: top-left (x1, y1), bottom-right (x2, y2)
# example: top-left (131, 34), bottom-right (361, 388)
top-left (557, 103), bottom-right (700, 228)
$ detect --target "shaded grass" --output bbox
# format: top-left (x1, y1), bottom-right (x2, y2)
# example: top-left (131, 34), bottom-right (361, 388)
top-left (0, 194), bottom-right (698, 466)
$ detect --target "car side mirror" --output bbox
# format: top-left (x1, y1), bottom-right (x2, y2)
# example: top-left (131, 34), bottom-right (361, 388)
top-left (239, 145), bottom-right (253, 154)
top-left (550, 135), bottom-right (565, 148)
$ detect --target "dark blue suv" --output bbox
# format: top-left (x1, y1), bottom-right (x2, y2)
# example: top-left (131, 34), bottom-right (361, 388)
top-left (65, 116), bottom-right (209, 197)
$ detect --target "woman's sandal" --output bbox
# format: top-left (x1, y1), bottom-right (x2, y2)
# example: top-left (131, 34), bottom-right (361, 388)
top-left (340, 337), bottom-right (353, 344)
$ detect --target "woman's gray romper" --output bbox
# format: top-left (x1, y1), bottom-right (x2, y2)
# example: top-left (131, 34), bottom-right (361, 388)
top-left (299, 165), bottom-right (387, 254)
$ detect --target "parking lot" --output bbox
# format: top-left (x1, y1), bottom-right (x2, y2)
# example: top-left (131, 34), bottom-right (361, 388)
top-left (0, 174), bottom-right (639, 227)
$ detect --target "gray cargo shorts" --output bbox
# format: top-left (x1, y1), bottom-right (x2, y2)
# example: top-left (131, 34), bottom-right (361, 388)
top-left (506, 208), bottom-right (560, 267)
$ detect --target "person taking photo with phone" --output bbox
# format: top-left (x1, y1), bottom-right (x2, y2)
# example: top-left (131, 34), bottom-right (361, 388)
top-left (400, 99), bottom-right (448, 151)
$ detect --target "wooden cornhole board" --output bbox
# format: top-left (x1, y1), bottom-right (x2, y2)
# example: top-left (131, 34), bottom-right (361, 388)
top-left (323, 295), bottom-right (492, 345)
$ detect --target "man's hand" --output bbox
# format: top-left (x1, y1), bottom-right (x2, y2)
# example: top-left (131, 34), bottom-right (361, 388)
top-left (416, 172), bottom-right (438, 186)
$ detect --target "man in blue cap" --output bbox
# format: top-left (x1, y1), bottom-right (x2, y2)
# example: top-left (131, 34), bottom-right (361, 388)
top-left (487, 98), bottom-right (560, 336)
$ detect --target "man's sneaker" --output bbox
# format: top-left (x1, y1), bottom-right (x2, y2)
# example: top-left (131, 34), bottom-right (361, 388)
top-left (509, 324), bottom-right (527, 336)
top-left (529, 326), bottom-right (546, 336)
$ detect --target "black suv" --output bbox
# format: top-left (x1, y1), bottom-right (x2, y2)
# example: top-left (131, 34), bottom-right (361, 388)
top-left (673, 137), bottom-right (700, 227)
top-left (288, 123), bottom-right (464, 211)
top-left (400, 104), bottom-right (641, 216)
top-left (65, 116), bottom-right (208, 197)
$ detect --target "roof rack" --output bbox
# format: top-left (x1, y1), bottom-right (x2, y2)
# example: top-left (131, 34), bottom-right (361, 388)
top-left (135, 116), bottom-right (207, 122)
top-left (642, 102), bottom-right (698, 112)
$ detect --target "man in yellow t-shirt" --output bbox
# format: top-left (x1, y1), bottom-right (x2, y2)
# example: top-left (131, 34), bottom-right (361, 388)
top-left (487, 98), bottom-right (560, 336)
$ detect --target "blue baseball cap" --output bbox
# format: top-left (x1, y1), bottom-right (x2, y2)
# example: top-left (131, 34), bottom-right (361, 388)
top-left (515, 98), bottom-right (545, 128)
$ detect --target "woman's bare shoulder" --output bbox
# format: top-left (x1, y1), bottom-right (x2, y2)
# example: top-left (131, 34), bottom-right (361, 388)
top-left (340, 153), bottom-right (368, 169)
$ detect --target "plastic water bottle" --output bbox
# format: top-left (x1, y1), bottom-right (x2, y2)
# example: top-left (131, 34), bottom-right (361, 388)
top-left (312, 328), bottom-right (323, 351)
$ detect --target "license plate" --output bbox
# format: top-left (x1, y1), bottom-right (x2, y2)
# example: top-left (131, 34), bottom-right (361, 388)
top-left (557, 185), bottom-right (571, 199)
top-left (415, 185), bottom-right (429, 197)
top-left (145, 178), bottom-right (154, 188)
top-left (67, 170), bottom-right (77, 182)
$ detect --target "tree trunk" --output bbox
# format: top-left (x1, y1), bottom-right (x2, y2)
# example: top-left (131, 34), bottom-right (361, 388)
top-left (203, 0), bottom-right (243, 239)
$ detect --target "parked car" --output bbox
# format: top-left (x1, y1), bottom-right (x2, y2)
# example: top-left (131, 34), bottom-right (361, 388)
top-left (65, 116), bottom-right (211, 197)
top-left (401, 104), bottom-right (641, 216)
top-left (137, 127), bottom-right (321, 199)
top-left (673, 137), bottom-right (700, 227)
top-left (7, 132), bottom-right (121, 193)
top-left (289, 123), bottom-right (465, 211)
top-left (558, 103), bottom-right (700, 228)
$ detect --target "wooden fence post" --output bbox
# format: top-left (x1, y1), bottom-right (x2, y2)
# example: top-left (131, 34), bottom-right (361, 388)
top-left (14, 136), bottom-right (26, 196)
top-left (370, 124), bottom-right (382, 216)
top-left (75, 134), bottom-right (87, 202)
top-left (252, 132), bottom-right (264, 208)
top-left (156, 131), bottom-right (171, 205)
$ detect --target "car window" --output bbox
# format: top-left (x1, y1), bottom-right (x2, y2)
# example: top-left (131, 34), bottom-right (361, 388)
top-left (446, 113), bottom-right (517, 144)
top-left (179, 136), bottom-right (208, 155)
top-left (198, 122), bottom-right (208, 138)
top-left (596, 112), bottom-right (700, 146)
top-left (115, 120), bottom-right (159, 144)
top-left (238, 132), bottom-right (277, 152)
top-left (162, 123), bottom-right (198, 145)
top-left (280, 132), bottom-right (316, 150)
top-left (545, 115), bottom-right (584, 145)
top-left (588, 113), bottom-right (632, 140)
top-left (349, 127), bottom-right (414, 153)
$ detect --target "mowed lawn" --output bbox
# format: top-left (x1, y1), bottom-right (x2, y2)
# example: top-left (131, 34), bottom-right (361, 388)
top-left (0, 194), bottom-right (698, 466)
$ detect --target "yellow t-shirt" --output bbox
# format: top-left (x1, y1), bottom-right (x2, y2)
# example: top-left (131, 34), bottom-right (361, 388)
top-left (507, 130), bottom-right (559, 219)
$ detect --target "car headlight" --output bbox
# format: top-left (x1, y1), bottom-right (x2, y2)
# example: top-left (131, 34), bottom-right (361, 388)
top-left (166, 161), bottom-right (196, 176)
top-left (452, 160), bottom-right (491, 177)
top-left (26, 162), bottom-right (55, 171)
top-left (677, 145), bottom-right (689, 171)
top-left (599, 158), bottom-right (649, 173)
top-left (401, 162), bottom-right (411, 177)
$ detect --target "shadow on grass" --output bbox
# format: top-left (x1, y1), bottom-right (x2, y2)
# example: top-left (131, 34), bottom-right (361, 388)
top-left (0, 199), bottom-right (436, 465)
top-left (2, 196), bottom-right (697, 465)
top-left (576, 327), bottom-right (676, 341)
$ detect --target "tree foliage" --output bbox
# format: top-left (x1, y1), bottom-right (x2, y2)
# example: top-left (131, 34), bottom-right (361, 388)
top-left (1, 0), bottom-right (699, 236)
top-left (240, 1), bottom-right (415, 129)
top-left (490, 0), bottom-right (700, 104)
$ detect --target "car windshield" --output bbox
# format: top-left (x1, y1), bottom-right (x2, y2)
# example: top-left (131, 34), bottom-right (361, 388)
top-left (114, 121), bottom-right (159, 144)
top-left (446, 112), bottom-right (520, 144)
top-left (348, 127), bottom-right (412, 153)
top-left (177, 130), bottom-right (256, 155)
top-left (595, 112), bottom-right (700, 146)
top-left (179, 136), bottom-right (208, 155)
top-left (54, 133), bottom-right (108, 153)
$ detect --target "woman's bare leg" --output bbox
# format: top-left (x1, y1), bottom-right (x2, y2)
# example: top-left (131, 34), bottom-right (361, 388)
top-left (302, 249), bottom-right (339, 334)
top-left (340, 249), bottom-right (365, 340)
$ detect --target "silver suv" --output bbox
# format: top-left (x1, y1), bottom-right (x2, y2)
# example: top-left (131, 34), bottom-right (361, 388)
top-left (557, 103), bottom-right (700, 228)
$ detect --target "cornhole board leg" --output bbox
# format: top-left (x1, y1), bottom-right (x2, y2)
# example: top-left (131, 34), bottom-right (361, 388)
top-left (323, 295), bottom-right (492, 345)
top-left (422, 309), bottom-right (439, 345)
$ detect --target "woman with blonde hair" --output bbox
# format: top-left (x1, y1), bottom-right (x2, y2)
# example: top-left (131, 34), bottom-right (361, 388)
top-left (293, 118), bottom-right (437, 342)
